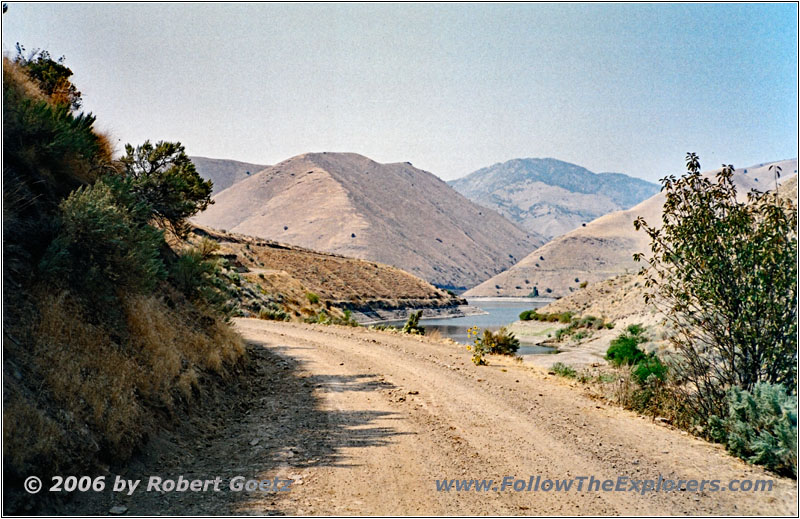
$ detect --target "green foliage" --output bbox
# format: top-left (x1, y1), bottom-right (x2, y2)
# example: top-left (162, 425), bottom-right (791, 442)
top-left (370, 323), bottom-right (398, 331)
top-left (709, 384), bottom-right (797, 476)
top-left (259, 303), bottom-right (290, 322)
top-left (304, 308), bottom-right (359, 327)
top-left (551, 362), bottom-right (577, 378)
top-left (632, 355), bottom-right (668, 384)
top-left (634, 154), bottom-right (798, 421)
top-left (15, 44), bottom-right (82, 109)
top-left (401, 310), bottom-right (425, 335)
top-left (169, 243), bottom-right (234, 314)
top-left (118, 140), bottom-right (213, 236)
top-left (39, 182), bottom-right (166, 307)
top-left (3, 88), bottom-right (103, 199)
top-left (306, 292), bottom-right (320, 304)
top-left (481, 327), bottom-right (520, 355)
top-left (519, 310), bottom-right (573, 323)
top-left (605, 325), bottom-right (648, 367)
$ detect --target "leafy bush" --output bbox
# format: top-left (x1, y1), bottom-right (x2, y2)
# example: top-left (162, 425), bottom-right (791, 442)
top-left (169, 245), bottom-right (234, 314)
top-left (605, 325), bottom-right (648, 366)
top-left (634, 153), bottom-right (797, 422)
top-left (481, 327), bottom-right (520, 355)
top-left (370, 323), bottom-right (397, 332)
top-left (304, 308), bottom-right (359, 327)
top-left (306, 292), bottom-right (320, 304)
top-left (709, 383), bottom-right (797, 476)
top-left (551, 362), bottom-right (577, 378)
top-left (632, 355), bottom-right (668, 384)
top-left (39, 182), bottom-right (166, 308)
top-left (402, 310), bottom-right (425, 335)
top-left (15, 44), bottom-right (82, 109)
top-left (259, 303), bottom-right (290, 321)
top-left (519, 310), bottom-right (573, 323)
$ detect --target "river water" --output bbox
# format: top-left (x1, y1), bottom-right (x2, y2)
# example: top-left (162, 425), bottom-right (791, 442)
top-left (387, 298), bottom-right (558, 355)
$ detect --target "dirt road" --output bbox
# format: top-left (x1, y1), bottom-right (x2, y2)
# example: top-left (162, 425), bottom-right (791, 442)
top-left (64, 319), bottom-right (797, 515)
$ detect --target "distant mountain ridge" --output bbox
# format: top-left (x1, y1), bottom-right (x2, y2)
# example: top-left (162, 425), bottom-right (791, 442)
top-left (465, 158), bottom-right (798, 298)
top-left (449, 158), bottom-right (660, 239)
top-left (193, 152), bottom-right (543, 289)
top-left (191, 156), bottom-right (269, 194)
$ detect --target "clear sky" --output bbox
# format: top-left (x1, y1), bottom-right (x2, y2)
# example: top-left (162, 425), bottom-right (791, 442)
top-left (2, 2), bottom-right (797, 181)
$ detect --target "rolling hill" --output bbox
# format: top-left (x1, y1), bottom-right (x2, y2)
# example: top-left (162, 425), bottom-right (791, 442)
top-left (188, 225), bottom-right (469, 323)
top-left (466, 158), bottom-right (798, 298)
top-left (193, 152), bottom-right (543, 289)
top-left (450, 158), bottom-right (660, 239)
top-left (191, 156), bottom-right (269, 194)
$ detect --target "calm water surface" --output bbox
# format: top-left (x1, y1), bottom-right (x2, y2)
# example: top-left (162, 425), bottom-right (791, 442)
top-left (386, 298), bottom-right (558, 355)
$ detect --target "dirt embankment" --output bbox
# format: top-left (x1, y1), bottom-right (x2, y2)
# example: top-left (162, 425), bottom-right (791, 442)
top-left (57, 320), bottom-right (797, 516)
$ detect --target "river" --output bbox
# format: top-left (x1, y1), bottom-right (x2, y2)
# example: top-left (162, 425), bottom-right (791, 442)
top-left (387, 298), bottom-right (558, 355)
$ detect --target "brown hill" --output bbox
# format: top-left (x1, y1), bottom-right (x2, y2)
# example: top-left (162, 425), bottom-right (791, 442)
top-left (466, 159), bottom-right (798, 297)
top-left (193, 152), bottom-right (543, 289)
top-left (189, 226), bottom-right (468, 322)
top-left (191, 156), bottom-right (268, 194)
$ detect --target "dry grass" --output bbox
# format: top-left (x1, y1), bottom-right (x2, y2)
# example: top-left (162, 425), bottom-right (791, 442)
top-left (2, 57), bottom-right (48, 103)
top-left (3, 288), bottom-right (246, 479)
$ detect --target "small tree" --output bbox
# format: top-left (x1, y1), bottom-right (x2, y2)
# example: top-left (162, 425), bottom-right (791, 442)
top-left (118, 140), bottom-right (213, 236)
top-left (634, 153), bottom-right (797, 422)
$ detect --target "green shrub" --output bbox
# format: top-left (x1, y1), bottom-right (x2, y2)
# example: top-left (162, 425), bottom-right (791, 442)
top-left (370, 323), bottom-right (397, 331)
top-left (551, 362), bottom-right (577, 378)
top-left (402, 310), bottom-right (425, 335)
top-left (259, 303), bottom-right (290, 322)
top-left (169, 247), bottom-right (234, 313)
top-left (306, 292), bottom-right (320, 304)
top-left (710, 383), bottom-right (797, 476)
top-left (481, 327), bottom-right (520, 355)
top-left (39, 182), bottom-right (166, 308)
top-left (634, 154), bottom-right (797, 422)
top-left (606, 325), bottom-right (647, 366)
top-left (632, 355), bottom-right (667, 384)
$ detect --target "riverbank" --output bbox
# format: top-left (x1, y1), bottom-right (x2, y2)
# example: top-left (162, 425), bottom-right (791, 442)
top-left (352, 302), bottom-right (485, 325)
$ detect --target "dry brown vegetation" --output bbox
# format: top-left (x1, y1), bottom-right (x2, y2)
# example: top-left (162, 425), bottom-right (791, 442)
top-left (2, 54), bottom-right (247, 513)
top-left (191, 226), bottom-right (464, 321)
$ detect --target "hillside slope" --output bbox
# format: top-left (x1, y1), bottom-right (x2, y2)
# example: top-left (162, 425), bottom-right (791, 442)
top-left (190, 226), bottom-right (467, 322)
top-left (450, 158), bottom-right (659, 239)
top-left (193, 152), bottom-right (543, 289)
top-left (191, 156), bottom-right (268, 194)
top-left (466, 159), bottom-right (798, 297)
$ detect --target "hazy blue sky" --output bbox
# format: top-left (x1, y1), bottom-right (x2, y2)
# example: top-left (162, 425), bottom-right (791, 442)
top-left (2, 2), bottom-right (797, 181)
